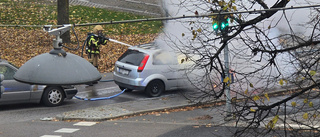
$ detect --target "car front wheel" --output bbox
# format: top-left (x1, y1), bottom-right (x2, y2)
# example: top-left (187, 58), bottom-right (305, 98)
top-left (145, 80), bottom-right (164, 97)
top-left (42, 86), bottom-right (65, 107)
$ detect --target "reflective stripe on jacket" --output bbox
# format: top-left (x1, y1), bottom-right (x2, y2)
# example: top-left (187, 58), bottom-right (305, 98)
top-left (87, 35), bottom-right (108, 54)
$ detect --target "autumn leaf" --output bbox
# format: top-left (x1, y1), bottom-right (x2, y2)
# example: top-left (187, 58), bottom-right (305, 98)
top-left (291, 101), bottom-right (297, 107)
top-left (223, 77), bottom-right (230, 83)
top-left (250, 108), bottom-right (256, 112)
top-left (310, 70), bottom-right (316, 76)
top-left (303, 98), bottom-right (308, 104)
top-left (279, 79), bottom-right (284, 86)
top-left (232, 6), bottom-right (237, 11)
top-left (244, 89), bottom-right (248, 95)
top-left (266, 115), bottom-right (279, 129)
top-left (264, 93), bottom-right (270, 101)
top-left (250, 83), bottom-right (254, 88)
top-left (309, 102), bottom-right (313, 107)
top-left (303, 113), bottom-right (309, 120)
top-left (253, 95), bottom-right (260, 101)
top-left (193, 125), bottom-right (200, 128)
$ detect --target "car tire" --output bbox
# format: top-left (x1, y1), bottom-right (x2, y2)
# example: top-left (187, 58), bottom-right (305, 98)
top-left (145, 80), bottom-right (164, 97)
top-left (42, 86), bottom-right (65, 107)
top-left (119, 86), bottom-right (133, 92)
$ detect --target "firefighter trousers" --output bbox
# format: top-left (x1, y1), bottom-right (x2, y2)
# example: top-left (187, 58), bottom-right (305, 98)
top-left (88, 54), bottom-right (99, 68)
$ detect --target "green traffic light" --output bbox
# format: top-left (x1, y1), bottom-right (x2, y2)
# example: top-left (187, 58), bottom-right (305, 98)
top-left (213, 17), bottom-right (230, 32)
top-left (220, 20), bottom-right (229, 30)
top-left (221, 23), bottom-right (226, 29)
top-left (213, 22), bottom-right (219, 30)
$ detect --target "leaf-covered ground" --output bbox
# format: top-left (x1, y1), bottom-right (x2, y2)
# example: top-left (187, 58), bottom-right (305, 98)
top-left (0, 28), bottom-right (158, 72)
top-left (0, 0), bottom-right (161, 73)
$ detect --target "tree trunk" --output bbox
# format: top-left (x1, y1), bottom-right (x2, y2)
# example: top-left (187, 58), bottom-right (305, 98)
top-left (57, 0), bottom-right (70, 43)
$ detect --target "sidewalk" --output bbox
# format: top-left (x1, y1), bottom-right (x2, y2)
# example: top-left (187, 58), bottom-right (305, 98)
top-left (56, 73), bottom-right (289, 121)
top-left (56, 92), bottom-right (196, 121)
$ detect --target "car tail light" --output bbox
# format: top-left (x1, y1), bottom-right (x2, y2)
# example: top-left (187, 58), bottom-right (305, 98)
top-left (138, 54), bottom-right (149, 72)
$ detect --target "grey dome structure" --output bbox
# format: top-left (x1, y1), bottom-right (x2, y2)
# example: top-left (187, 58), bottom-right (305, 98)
top-left (14, 25), bottom-right (101, 85)
top-left (14, 49), bottom-right (101, 85)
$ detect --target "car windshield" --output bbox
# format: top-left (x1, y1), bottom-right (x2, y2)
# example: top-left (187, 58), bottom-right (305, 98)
top-left (118, 49), bottom-right (147, 66)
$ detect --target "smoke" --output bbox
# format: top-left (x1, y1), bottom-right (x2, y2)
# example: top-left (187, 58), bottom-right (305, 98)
top-left (156, 0), bottom-right (318, 94)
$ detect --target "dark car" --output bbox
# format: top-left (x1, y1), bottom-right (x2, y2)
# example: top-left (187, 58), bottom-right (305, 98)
top-left (0, 59), bottom-right (78, 107)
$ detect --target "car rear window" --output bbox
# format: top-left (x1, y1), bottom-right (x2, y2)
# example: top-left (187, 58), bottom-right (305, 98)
top-left (118, 49), bottom-right (147, 66)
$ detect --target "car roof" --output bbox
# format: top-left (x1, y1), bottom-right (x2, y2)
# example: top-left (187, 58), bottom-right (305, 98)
top-left (0, 59), bottom-right (9, 64)
top-left (0, 59), bottom-right (19, 69)
top-left (129, 42), bottom-right (162, 55)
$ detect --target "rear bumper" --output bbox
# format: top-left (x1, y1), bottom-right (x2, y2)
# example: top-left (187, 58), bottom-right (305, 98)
top-left (113, 72), bottom-right (146, 91)
top-left (114, 81), bottom-right (145, 91)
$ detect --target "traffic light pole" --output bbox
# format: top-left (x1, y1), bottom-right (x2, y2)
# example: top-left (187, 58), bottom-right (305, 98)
top-left (222, 30), bottom-right (233, 121)
top-left (213, 11), bottom-right (233, 120)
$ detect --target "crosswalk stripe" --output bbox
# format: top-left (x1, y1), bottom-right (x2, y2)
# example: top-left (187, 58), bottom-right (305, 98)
top-left (54, 128), bottom-right (79, 133)
top-left (74, 122), bottom-right (97, 126)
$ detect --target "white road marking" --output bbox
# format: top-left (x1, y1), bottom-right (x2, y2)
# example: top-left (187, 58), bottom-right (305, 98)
top-left (124, 0), bottom-right (160, 7)
top-left (73, 122), bottom-right (97, 126)
top-left (40, 135), bottom-right (62, 137)
top-left (275, 124), bottom-right (320, 129)
top-left (54, 128), bottom-right (79, 133)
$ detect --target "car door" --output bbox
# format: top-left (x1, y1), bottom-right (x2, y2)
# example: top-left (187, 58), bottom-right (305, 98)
top-left (152, 51), bottom-right (179, 89)
top-left (176, 54), bottom-right (194, 88)
top-left (0, 64), bottom-right (31, 103)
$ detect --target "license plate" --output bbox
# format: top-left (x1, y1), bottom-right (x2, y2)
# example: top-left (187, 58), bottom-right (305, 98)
top-left (118, 67), bottom-right (129, 75)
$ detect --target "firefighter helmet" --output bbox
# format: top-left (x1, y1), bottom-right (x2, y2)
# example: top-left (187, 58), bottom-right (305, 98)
top-left (93, 25), bottom-right (104, 34)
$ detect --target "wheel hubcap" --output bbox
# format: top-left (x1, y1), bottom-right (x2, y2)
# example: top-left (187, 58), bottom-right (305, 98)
top-left (152, 85), bottom-right (159, 93)
top-left (48, 90), bottom-right (62, 104)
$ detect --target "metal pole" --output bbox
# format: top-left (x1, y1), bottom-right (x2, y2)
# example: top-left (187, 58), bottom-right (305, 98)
top-left (223, 32), bottom-right (232, 121)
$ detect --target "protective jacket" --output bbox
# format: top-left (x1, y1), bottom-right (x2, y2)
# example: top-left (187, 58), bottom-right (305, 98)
top-left (86, 34), bottom-right (108, 56)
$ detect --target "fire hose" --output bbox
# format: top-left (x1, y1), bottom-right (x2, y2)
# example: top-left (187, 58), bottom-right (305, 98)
top-left (74, 84), bottom-right (126, 101)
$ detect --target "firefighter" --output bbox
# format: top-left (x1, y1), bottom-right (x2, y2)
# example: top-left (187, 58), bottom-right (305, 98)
top-left (86, 25), bottom-right (109, 69)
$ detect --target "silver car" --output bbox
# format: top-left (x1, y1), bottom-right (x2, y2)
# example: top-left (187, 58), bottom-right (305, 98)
top-left (113, 43), bottom-right (191, 97)
top-left (0, 59), bottom-right (78, 107)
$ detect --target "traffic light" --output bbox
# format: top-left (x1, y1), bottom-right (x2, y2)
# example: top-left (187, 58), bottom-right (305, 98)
top-left (220, 17), bottom-right (230, 30)
top-left (212, 15), bottom-right (230, 33)
top-left (213, 21), bottom-right (219, 32)
top-left (0, 74), bottom-right (4, 98)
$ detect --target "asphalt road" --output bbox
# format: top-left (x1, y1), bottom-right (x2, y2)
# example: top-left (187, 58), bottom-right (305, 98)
top-left (0, 77), bottom-right (182, 123)
top-left (0, 79), bottom-right (193, 137)
top-left (1, 79), bottom-right (319, 136)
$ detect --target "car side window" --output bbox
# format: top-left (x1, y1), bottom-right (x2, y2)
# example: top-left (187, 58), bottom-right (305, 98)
top-left (153, 51), bottom-right (178, 65)
top-left (0, 65), bottom-right (15, 80)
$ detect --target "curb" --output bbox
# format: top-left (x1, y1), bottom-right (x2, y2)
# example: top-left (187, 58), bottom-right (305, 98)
top-left (55, 87), bottom-right (301, 122)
